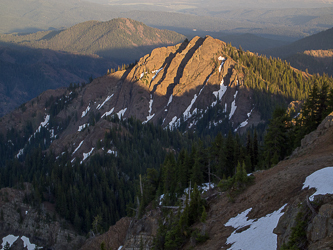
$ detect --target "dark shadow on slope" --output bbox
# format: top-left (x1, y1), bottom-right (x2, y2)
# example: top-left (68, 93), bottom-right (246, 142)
top-left (149, 39), bottom-right (189, 94)
top-left (166, 37), bottom-right (205, 96)
top-left (95, 42), bottom-right (185, 65)
top-left (0, 41), bottom-right (117, 117)
top-left (40, 30), bottom-right (63, 41)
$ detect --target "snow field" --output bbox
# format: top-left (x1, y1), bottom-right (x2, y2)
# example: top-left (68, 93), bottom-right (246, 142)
top-left (224, 204), bottom-right (287, 250)
top-left (303, 167), bottom-right (333, 201)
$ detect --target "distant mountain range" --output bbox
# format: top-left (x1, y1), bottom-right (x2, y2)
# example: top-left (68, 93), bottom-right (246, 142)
top-left (0, 18), bottom-right (185, 117)
top-left (263, 26), bottom-right (333, 76)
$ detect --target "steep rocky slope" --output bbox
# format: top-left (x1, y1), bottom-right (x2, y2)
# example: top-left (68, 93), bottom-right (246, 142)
top-left (0, 184), bottom-right (85, 250)
top-left (0, 35), bottom-right (263, 162)
top-left (80, 113), bottom-right (333, 250)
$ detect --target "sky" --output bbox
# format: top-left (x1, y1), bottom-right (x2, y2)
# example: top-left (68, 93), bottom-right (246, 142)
top-left (84, 0), bottom-right (333, 9)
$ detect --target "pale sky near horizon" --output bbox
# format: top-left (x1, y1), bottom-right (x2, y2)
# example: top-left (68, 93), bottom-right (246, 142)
top-left (83, 0), bottom-right (333, 9)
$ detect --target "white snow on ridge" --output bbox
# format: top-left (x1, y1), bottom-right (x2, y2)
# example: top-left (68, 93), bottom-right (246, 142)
top-left (16, 148), bottom-right (24, 158)
top-left (224, 204), bottom-right (287, 250)
top-left (167, 95), bottom-right (173, 106)
top-left (183, 94), bottom-right (198, 120)
top-left (21, 236), bottom-right (38, 250)
top-left (148, 96), bottom-right (153, 115)
top-left (218, 56), bottom-right (226, 73)
top-left (22, 114), bottom-right (52, 148)
top-left (96, 94), bottom-right (114, 110)
top-left (247, 108), bottom-right (254, 118)
top-left (183, 85), bottom-right (206, 121)
top-left (229, 100), bottom-right (237, 120)
top-left (81, 105), bottom-right (90, 118)
top-left (303, 167), bottom-right (333, 201)
top-left (78, 124), bottom-right (88, 132)
top-left (168, 116), bottom-right (179, 130)
top-left (101, 107), bottom-right (115, 118)
top-left (212, 79), bottom-right (227, 107)
top-left (117, 108), bottom-right (127, 119)
top-left (72, 140), bottom-right (84, 155)
top-left (107, 149), bottom-right (117, 156)
top-left (152, 68), bottom-right (163, 80)
top-left (80, 148), bottom-right (94, 164)
top-left (143, 114), bottom-right (155, 124)
top-left (1, 235), bottom-right (19, 249)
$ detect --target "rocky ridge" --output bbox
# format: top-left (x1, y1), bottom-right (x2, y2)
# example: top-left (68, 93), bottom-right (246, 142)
top-left (0, 35), bottom-right (261, 162)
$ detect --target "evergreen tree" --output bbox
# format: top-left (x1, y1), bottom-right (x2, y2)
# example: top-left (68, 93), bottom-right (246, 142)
top-left (264, 107), bottom-right (292, 168)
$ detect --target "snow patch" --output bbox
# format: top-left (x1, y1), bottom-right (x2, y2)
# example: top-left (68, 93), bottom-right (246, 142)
top-left (152, 68), bottom-right (163, 80)
top-left (16, 148), bottom-right (24, 158)
top-left (212, 79), bottom-right (227, 107)
top-left (117, 108), bottom-right (127, 119)
top-left (224, 204), bottom-right (287, 250)
top-left (184, 94), bottom-right (198, 120)
top-left (218, 56), bottom-right (226, 73)
top-left (229, 100), bottom-right (237, 120)
top-left (81, 105), bottom-right (90, 118)
top-left (168, 116), bottom-right (179, 130)
top-left (1, 235), bottom-right (19, 249)
top-left (96, 94), bottom-right (114, 110)
top-left (72, 140), bottom-right (84, 155)
top-left (143, 97), bottom-right (155, 124)
top-left (30, 115), bottom-right (50, 141)
top-left (101, 107), bottom-right (115, 118)
top-left (78, 124), bottom-right (88, 132)
top-left (159, 194), bottom-right (165, 205)
top-left (167, 95), bottom-right (173, 106)
top-left (247, 108), bottom-right (254, 118)
top-left (21, 236), bottom-right (39, 250)
top-left (107, 149), bottom-right (117, 156)
top-left (200, 183), bottom-right (215, 193)
top-left (303, 167), bottom-right (333, 201)
top-left (80, 148), bottom-right (94, 164)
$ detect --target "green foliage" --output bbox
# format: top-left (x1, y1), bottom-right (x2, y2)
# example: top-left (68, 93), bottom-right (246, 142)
top-left (281, 204), bottom-right (310, 250)
top-left (153, 187), bottom-right (206, 250)
top-left (218, 162), bottom-right (254, 198)
top-left (263, 79), bottom-right (333, 167)
top-left (223, 43), bottom-right (333, 121)
top-left (0, 116), bottom-right (191, 234)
